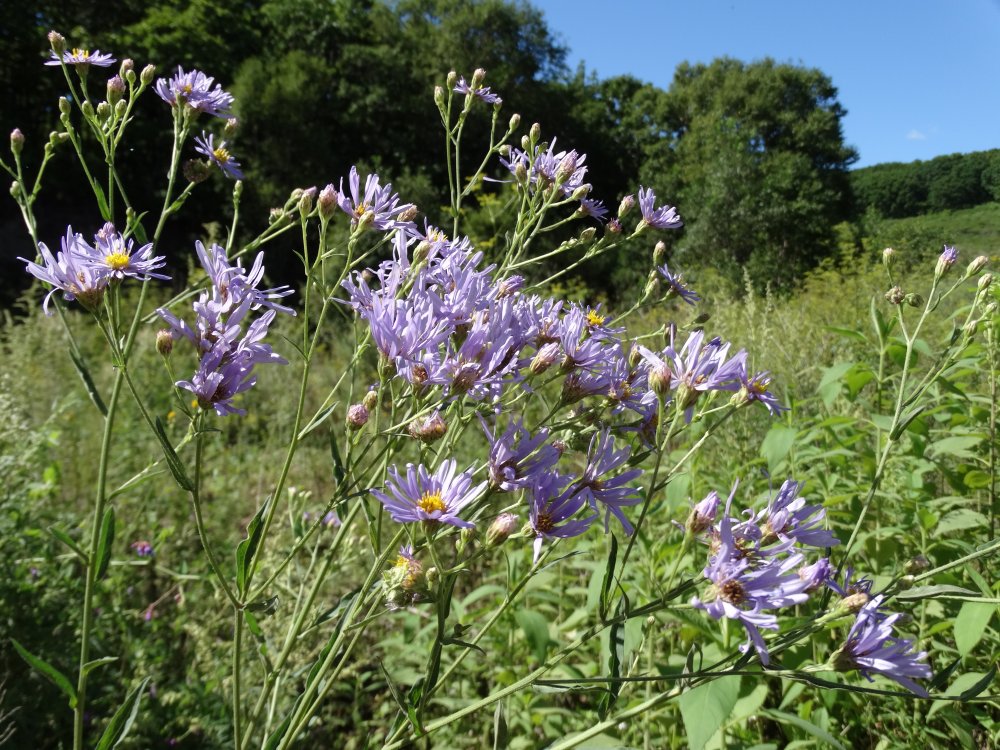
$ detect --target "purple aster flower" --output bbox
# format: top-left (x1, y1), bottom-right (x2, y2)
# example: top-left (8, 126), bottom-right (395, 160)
top-left (21, 227), bottom-right (107, 314)
top-left (798, 557), bottom-right (833, 591)
top-left (834, 595), bottom-right (931, 695)
top-left (637, 186), bottom-right (683, 230)
top-left (46, 48), bottom-right (116, 68)
top-left (667, 330), bottom-right (747, 412)
top-left (826, 567), bottom-right (875, 610)
top-left (194, 132), bottom-right (244, 180)
top-left (686, 490), bottom-right (721, 534)
top-left (155, 67), bottom-right (234, 118)
top-left (657, 263), bottom-right (700, 305)
top-left (453, 77), bottom-right (502, 105)
top-left (90, 222), bottom-right (169, 282)
top-left (499, 138), bottom-right (589, 198)
top-left (692, 491), bottom-right (811, 664)
top-left (935, 244), bottom-right (959, 277)
top-left (337, 166), bottom-right (416, 232)
top-left (372, 459), bottom-right (486, 529)
top-left (322, 511), bottom-right (341, 528)
top-left (571, 429), bottom-right (643, 534)
top-left (130, 540), bottom-right (154, 557)
top-left (482, 418), bottom-right (560, 491)
top-left (528, 473), bottom-right (597, 563)
top-left (578, 198), bottom-right (609, 222)
top-left (756, 479), bottom-right (839, 550)
top-left (732, 369), bottom-right (785, 415)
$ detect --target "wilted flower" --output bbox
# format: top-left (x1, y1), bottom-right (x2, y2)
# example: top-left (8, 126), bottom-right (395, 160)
top-left (408, 411), bottom-right (448, 443)
top-left (372, 459), bottom-right (486, 529)
top-left (194, 132), bottom-right (244, 180)
top-left (155, 66), bottom-right (234, 117)
top-left (346, 403), bottom-right (369, 430)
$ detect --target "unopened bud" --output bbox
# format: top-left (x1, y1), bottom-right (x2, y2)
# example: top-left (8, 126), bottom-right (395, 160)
top-left (346, 403), bottom-right (369, 430)
top-left (607, 218), bottom-right (622, 234)
top-left (48, 31), bottom-right (66, 55)
top-left (9, 129), bottom-right (23, 156)
top-left (412, 241), bottom-right (432, 266)
top-left (978, 272), bottom-right (993, 291)
top-left (433, 85), bottom-right (445, 109)
top-left (269, 207), bottom-right (287, 225)
top-left (298, 189), bottom-right (314, 217)
top-left (140, 64), bottom-right (155, 86)
top-left (514, 161), bottom-right (528, 185)
top-left (648, 363), bottom-right (672, 396)
top-left (355, 209), bottom-right (375, 232)
top-left (155, 329), bottom-right (174, 356)
top-left (425, 565), bottom-right (439, 586)
top-left (114, 100), bottom-right (127, 119)
top-left (986, 302), bottom-right (998, 316)
top-left (935, 244), bottom-right (959, 278)
top-left (579, 227), bottom-right (596, 242)
top-left (885, 286), bottom-right (905, 305)
top-left (904, 292), bottom-right (924, 308)
top-left (471, 68), bottom-right (486, 89)
top-left (221, 117), bottom-right (239, 138)
top-left (653, 241), bottom-right (666, 266)
top-left (530, 342), bottom-right (560, 375)
top-left (903, 555), bottom-right (930, 575)
top-left (59, 97), bottom-right (71, 116)
top-left (529, 122), bottom-right (541, 144)
top-left (318, 184), bottom-right (337, 220)
top-left (362, 389), bottom-right (379, 411)
top-left (498, 144), bottom-right (511, 160)
top-left (618, 194), bottom-right (635, 218)
top-left (882, 247), bottom-right (895, 269)
top-left (49, 131), bottom-right (69, 146)
top-left (9, 181), bottom-right (20, 198)
top-left (106, 75), bottom-right (125, 105)
top-left (81, 101), bottom-right (95, 119)
top-left (520, 134), bottom-right (530, 150)
top-left (398, 204), bottom-right (418, 223)
top-left (556, 151), bottom-right (577, 182)
top-left (486, 513), bottom-right (518, 547)
top-left (183, 158), bottom-right (212, 184)
top-left (409, 411), bottom-right (448, 443)
top-left (95, 101), bottom-right (112, 122)
top-left (233, 180), bottom-right (243, 199)
top-left (508, 113), bottom-right (520, 132)
top-left (125, 68), bottom-right (136, 85)
top-left (120, 59), bottom-right (134, 76)
top-left (837, 591), bottom-right (871, 614)
top-left (446, 71), bottom-right (457, 88)
top-left (570, 183), bottom-right (591, 200)
top-left (964, 319), bottom-right (978, 337)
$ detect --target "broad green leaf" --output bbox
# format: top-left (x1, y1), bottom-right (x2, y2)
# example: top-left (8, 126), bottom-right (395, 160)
top-left (817, 362), bottom-right (854, 406)
top-left (897, 585), bottom-right (979, 602)
top-left (954, 601), bottom-right (995, 656)
top-left (95, 506), bottom-right (115, 581)
top-left (95, 677), bottom-right (150, 750)
top-left (153, 417), bottom-right (194, 491)
top-left (962, 470), bottom-right (992, 489)
top-left (236, 496), bottom-right (271, 596)
top-left (515, 609), bottom-right (550, 663)
top-left (928, 435), bottom-right (982, 459)
top-left (761, 425), bottom-right (796, 473)
top-left (11, 638), bottom-right (76, 708)
top-left (937, 509), bottom-right (989, 534)
top-left (678, 677), bottom-right (740, 750)
top-left (759, 709), bottom-right (846, 750)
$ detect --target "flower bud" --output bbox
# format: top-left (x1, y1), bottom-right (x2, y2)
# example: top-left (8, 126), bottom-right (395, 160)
top-left (48, 31), bottom-right (66, 55)
top-left (59, 97), bottom-right (72, 116)
top-left (618, 194), bottom-right (635, 218)
top-left (648, 362), bottom-right (672, 396)
top-left (903, 555), bottom-right (930, 575)
top-left (433, 85), bottom-right (445, 109)
top-left (9, 181), bottom-right (20, 198)
top-left (508, 113), bottom-right (520, 132)
top-left (895, 574), bottom-right (916, 591)
top-left (412, 241), bottom-right (432, 266)
top-left (498, 144), bottom-right (511, 161)
top-left (882, 247), bottom-right (895, 269)
top-left (935, 244), bottom-right (958, 278)
top-left (520, 134), bottom-right (530, 151)
top-left (885, 286), bottom-right (905, 305)
top-left (606, 218), bottom-right (622, 234)
top-left (183, 158), bottom-right (212, 184)
top-left (986, 302), bottom-right (998, 317)
top-left (49, 131), bottom-right (69, 146)
top-left (95, 101), bottom-right (112, 122)
top-left (346, 403), bottom-right (369, 430)
top-left (298, 188), bottom-right (314, 217)
top-left (446, 71), bottom-right (457, 88)
top-left (362, 389), bottom-right (379, 411)
top-left (140, 64), bottom-right (156, 86)
top-left (966, 255), bottom-right (988, 277)
top-left (977, 272), bottom-right (993, 291)
top-left (486, 513), bottom-right (518, 547)
top-left (9, 128), bottom-right (23, 156)
top-left (963, 319), bottom-right (978, 338)
top-left (114, 100), bottom-right (127, 119)
top-left (570, 183), bottom-right (591, 200)
top-left (409, 411), bottom-right (448, 443)
top-left (579, 227), bottom-right (596, 242)
top-left (653, 241), bottom-right (666, 266)
top-left (471, 68), bottom-right (486, 89)
top-left (125, 68), bottom-right (136, 85)
top-left (556, 151), bottom-right (577, 183)
top-left (269, 207), bottom-right (287, 225)
top-left (106, 75), bottom-right (125, 105)
top-left (398, 204), bottom-right (419, 223)
top-left (81, 100), bottom-right (95, 120)
top-left (514, 161), bottom-right (528, 185)
top-left (837, 591), bottom-right (871, 614)
top-left (529, 342), bottom-right (560, 375)
top-left (529, 122), bottom-right (541, 145)
top-left (318, 184), bottom-right (337, 220)
top-left (904, 292), bottom-right (924, 308)
top-left (120, 58), bottom-right (134, 76)
top-left (155, 329), bottom-right (174, 356)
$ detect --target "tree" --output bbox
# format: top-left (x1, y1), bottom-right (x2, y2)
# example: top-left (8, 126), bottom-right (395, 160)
top-left (656, 58), bottom-right (858, 291)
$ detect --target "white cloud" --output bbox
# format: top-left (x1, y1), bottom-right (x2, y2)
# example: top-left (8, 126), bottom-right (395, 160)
top-left (906, 129), bottom-right (927, 141)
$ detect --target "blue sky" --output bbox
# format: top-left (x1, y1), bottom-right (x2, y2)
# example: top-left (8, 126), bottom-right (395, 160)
top-left (534, 0), bottom-right (1000, 168)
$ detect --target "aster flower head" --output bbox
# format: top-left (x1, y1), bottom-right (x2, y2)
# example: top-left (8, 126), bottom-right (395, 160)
top-left (657, 263), bottom-right (700, 305)
top-left (372, 459), bottom-right (486, 529)
top-left (798, 557), bottom-right (833, 591)
top-left (757, 479), bottom-right (839, 550)
top-left (482, 418), bottom-right (560, 491)
top-left (46, 48), bottom-right (116, 69)
top-left (90, 222), bottom-right (169, 282)
top-left (194, 132), bottom-right (244, 180)
top-left (834, 595), bottom-right (931, 695)
top-left (528, 473), bottom-right (597, 562)
top-left (572, 429), bottom-right (643, 534)
top-left (21, 227), bottom-right (108, 314)
top-left (337, 167), bottom-right (416, 232)
top-left (668, 330), bottom-right (747, 413)
top-left (454, 76), bottom-right (502, 105)
top-left (935, 244), bottom-right (959, 278)
top-left (732, 369), bottom-right (785, 415)
top-left (636, 186), bottom-right (683, 231)
top-left (155, 66), bottom-right (234, 118)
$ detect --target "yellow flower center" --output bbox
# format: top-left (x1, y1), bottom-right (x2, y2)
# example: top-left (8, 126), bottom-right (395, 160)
top-left (213, 147), bottom-right (231, 164)
top-left (417, 491), bottom-right (445, 514)
top-left (353, 202), bottom-right (370, 218)
top-left (585, 310), bottom-right (606, 327)
top-left (71, 48), bottom-right (91, 60)
top-left (182, 84), bottom-right (193, 94)
top-left (105, 251), bottom-right (131, 270)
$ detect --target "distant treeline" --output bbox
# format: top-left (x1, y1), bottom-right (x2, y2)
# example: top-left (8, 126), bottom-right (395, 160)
top-left (851, 150), bottom-right (1000, 219)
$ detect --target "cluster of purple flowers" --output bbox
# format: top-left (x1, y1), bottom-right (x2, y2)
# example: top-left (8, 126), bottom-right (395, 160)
top-left (500, 139), bottom-right (594, 206)
top-left (690, 480), bottom-right (838, 665)
top-left (156, 242), bottom-right (293, 416)
top-left (155, 66), bottom-right (233, 118)
top-left (21, 223), bottom-right (168, 314)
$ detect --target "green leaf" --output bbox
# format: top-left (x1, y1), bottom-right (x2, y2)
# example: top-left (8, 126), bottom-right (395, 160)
top-left (153, 417), bottom-right (194, 491)
top-left (599, 534), bottom-right (618, 620)
top-left (937, 509), bottom-right (989, 535)
top-left (515, 609), bottom-right (550, 663)
top-left (897, 585), bottom-right (979, 602)
top-left (236, 497), bottom-right (271, 596)
top-left (954, 601), bottom-right (995, 656)
top-left (761, 425), bottom-right (796, 473)
top-left (95, 677), bottom-right (150, 750)
top-left (11, 638), bottom-right (77, 708)
top-left (825, 326), bottom-right (868, 344)
top-left (68, 348), bottom-right (107, 416)
top-left (678, 677), bottom-right (740, 750)
top-left (82, 656), bottom-right (118, 677)
top-left (962, 470), bottom-right (992, 489)
top-left (929, 435), bottom-right (983, 459)
top-left (817, 362), bottom-right (854, 406)
top-left (493, 702), bottom-right (508, 750)
top-left (95, 506), bottom-right (115, 581)
top-left (47, 526), bottom-right (88, 563)
top-left (759, 708), bottom-right (846, 750)
top-left (91, 180), bottom-right (112, 222)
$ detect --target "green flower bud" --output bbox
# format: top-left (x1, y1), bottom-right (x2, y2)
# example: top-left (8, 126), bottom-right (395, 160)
top-left (471, 68), bottom-right (486, 89)
top-left (224, 118), bottom-right (239, 138)
top-left (508, 113), bottom-right (520, 132)
top-left (95, 101), bottom-right (112, 122)
top-left (433, 85), bottom-right (445, 109)
top-left (114, 100), bottom-right (127, 119)
top-left (446, 71), bottom-right (457, 89)
top-left (318, 184), bottom-right (337, 220)
top-left (529, 122), bottom-right (541, 145)
top-left (362, 389), bottom-right (379, 411)
top-left (48, 31), bottom-right (66, 55)
top-left (966, 255), bottom-right (988, 277)
top-left (618, 194), bottom-right (635, 218)
top-left (904, 292), bottom-right (924, 308)
top-left (81, 100), bottom-right (95, 120)
top-left (59, 97), bottom-right (72, 115)
top-left (9, 128), bottom-right (24, 156)
top-left (977, 272), bottom-right (993, 291)
top-left (653, 240), bottom-right (667, 266)
top-left (106, 74), bottom-right (125, 105)
top-left (155, 329), bottom-right (174, 356)
top-left (579, 227), bottom-right (596, 242)
top-left (140, 64), bottom-right (156, 85)
top-left (885, 286), bottom-right (905, 305)
top-left (486, 513), bottom-right (518, 547)
top-left (882, 247), bottom-right (895, 269)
